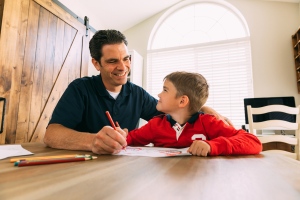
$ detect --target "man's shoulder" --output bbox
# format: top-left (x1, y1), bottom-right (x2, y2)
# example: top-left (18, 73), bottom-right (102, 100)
top-left (71, 76), bottom-right (96, 85)
top-left (125, 81), bottom-right (151, 98)
top-left (65, 76), bottom-right (104, 96)
top-left (125, 81), bottom-right (143, 91)
top-left (69, 76), bottom-right (102, 90)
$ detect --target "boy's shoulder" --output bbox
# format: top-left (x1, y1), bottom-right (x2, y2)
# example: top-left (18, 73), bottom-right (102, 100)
top-left (152, 114), bottom-right (166, 119)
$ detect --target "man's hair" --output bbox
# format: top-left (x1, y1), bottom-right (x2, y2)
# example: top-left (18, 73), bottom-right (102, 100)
top-left (164, 71), bottom-right (209, 113)
top-left (89, 29), bottom-right (128, 62)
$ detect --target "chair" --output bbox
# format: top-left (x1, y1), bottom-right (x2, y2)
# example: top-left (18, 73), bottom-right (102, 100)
top-left (247, 104), bottom-right (300, 160)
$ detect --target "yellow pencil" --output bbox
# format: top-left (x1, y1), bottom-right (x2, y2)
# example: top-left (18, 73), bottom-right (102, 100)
top-left (15, 156), bottom-right (97, 167)
top-left (9, 154), bottom-right (88, 163)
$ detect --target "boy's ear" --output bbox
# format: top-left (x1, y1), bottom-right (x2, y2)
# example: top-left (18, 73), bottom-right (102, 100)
top-left (179, 95), bottom-right (189, 108)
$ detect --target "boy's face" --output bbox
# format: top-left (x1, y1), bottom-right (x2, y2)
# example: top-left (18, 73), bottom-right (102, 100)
top-left (156, 79), bottom-right (181, 114)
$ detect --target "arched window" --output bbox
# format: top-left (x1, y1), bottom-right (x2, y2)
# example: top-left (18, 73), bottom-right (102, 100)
top-left (147, 1), bottom-right (253, 128)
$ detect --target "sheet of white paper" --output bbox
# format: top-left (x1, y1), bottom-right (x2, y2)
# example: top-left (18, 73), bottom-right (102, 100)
top-left (0, 144), bottom-right (33, 160)
top-left (114, 146), bottom-right (191, 157)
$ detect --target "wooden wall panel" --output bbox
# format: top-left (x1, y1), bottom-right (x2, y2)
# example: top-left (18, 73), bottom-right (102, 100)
top-left (0, 0), bottom-right (24, 144)
top-left (13, 0), bottom-right (31, 143)
top-left (15, 0), bottom-right (40, 144)
top-left (28, 6), bottom-right (49, 140)
top-left (42, 12), bottom-right (57, 108)
top-left (0, 0), bottom-right (89, 144)
top-left (52, 18), bottom-right (65, 84)
top-left (0, 0), bottom-right (4, 34)
top-left (31, 33), bottom-right (83, 142)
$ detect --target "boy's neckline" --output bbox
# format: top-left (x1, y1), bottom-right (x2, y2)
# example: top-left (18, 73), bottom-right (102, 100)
top-left (166, 112), bottom-right (203, 126)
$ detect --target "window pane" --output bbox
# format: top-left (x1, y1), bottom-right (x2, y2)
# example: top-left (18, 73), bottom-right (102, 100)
top-left (151, 3), bottom-right (248, 49)
top-left (147, 2), bottom-right (253, 128)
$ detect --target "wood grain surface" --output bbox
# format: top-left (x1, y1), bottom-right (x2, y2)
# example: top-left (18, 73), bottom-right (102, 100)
top-left (0, 143), bottom-right (300, 200)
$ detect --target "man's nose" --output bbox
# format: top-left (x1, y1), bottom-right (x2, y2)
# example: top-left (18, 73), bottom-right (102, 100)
top-left (117, 61), bottom-right (127, 70)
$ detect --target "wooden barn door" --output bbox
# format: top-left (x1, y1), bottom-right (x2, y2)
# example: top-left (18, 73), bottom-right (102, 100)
top-left (0, 0), bottom-right (89, 144)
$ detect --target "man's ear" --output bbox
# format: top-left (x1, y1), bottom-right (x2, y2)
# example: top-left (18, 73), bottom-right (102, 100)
top-left (179, 95), bottom-right (189, 108)
top-left (92, 58), bottom-right (101, 71)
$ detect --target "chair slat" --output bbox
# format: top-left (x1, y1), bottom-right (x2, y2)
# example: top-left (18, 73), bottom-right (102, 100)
top-left (252, 120), bottom-right (298, 130)
top-left (257, 135), bottom-right (297, 145)
top-left (250, 105), bottom-right (299, 115)
top-left (247, 104), bottom-right (300, 160)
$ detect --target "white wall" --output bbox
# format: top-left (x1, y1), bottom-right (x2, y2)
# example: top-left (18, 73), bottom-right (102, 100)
top-left (124, 0), bottom-right (300, 105)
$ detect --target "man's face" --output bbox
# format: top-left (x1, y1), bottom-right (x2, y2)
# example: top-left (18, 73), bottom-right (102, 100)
top-left (94, 43), bottom-right (131, 92)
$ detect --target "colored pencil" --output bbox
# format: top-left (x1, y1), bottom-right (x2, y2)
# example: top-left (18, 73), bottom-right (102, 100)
top-left (105, 113), bottom-right (126, 150)
top-left (10, 154), bottom-right (88, 163)
top-left (14, 156), bottom-right (97, 167)
top-left (105, 111), bottom-right (117, 130)
top-left (115, 121), bottom-right (126, 150)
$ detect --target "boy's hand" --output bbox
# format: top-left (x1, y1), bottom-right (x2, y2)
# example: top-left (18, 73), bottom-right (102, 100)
top-left (122, 128), bottom-right (128, 137)
top-left (188, 140), bottom-right (211, 157)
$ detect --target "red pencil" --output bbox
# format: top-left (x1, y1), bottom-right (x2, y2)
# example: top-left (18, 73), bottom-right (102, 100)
top-left (105, 112), bottom-right (126, 150)
top-left (105, 111), bottom-right (117, 130)
top-left (15, 157), bottom-right (97, 167)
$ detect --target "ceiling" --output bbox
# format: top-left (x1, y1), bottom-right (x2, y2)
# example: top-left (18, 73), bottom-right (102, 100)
top-left (56, 0), bottom-right (300, 32)
top-left (57, 0), bottom-right (184, 32)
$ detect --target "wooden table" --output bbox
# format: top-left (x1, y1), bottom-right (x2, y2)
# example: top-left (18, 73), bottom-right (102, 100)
top-left (1, 143), bottom-right (300, 200)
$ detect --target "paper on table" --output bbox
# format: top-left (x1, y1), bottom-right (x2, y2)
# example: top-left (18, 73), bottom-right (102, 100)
top-left (114, 146), bottom-right (191, 157)
top-left (0, 144), bottom-right (33, 160)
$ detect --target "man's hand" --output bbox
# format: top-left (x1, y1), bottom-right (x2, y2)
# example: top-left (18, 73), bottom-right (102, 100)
top-left (91, 126), bottom-right (127, 154)
top-left (200, 105), bottom-right (234, 126)
top-left (188, 140), bottom-right (211, 157)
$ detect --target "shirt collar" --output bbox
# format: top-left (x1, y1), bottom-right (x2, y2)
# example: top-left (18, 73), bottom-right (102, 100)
top-left (96, 75), bottom-right (131, 98)
top-left (166, 112), bottom-right (203, 126)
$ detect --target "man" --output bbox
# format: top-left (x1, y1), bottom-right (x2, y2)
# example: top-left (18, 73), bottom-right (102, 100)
top-left (44, 30), bottom-right (232, 155)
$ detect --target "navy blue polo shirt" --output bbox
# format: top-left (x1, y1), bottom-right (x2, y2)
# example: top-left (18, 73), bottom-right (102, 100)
top-left (49, 75), bottom-right (160, 133)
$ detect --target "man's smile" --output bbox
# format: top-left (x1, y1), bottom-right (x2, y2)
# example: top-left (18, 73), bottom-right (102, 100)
top-left (112, 71), bottom-right (128, 77)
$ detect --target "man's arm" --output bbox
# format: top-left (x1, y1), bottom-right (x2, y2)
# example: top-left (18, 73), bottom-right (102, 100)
top-left (200, 105), bottom-right (233, 126)
top-left (44, 124), bottom-right (127, 154)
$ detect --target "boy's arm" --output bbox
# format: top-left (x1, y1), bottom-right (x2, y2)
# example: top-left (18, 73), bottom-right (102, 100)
top-left (201, 115), bottom-right (262, 156)
top-left (126, 119), bottom-right (155, 146)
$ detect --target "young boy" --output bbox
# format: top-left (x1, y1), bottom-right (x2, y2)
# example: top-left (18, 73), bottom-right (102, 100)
top-left (126, 71), bottom-right (262, 156)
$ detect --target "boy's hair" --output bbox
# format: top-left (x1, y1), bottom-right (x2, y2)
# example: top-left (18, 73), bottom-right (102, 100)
top-left (164, 71), bottom-right (209, 113)
top-left (89, 29), bottom-right (128, 62)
